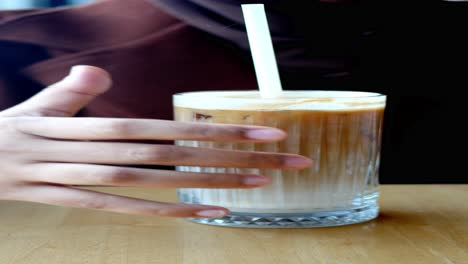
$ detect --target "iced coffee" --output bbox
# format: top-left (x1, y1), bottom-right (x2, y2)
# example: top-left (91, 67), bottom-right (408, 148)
top-left (174, 91), bottom-right (386, 227)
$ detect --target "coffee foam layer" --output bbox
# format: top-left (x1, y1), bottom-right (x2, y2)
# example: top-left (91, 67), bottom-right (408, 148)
top-left (173, 91), bottom-right (386, 111)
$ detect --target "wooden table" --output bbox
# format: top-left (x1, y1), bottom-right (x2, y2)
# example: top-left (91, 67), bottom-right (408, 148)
top-left (1, 185), bottom-right (467, 264)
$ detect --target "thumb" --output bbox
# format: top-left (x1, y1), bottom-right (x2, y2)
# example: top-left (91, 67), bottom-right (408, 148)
top-left (0, 65), bottom-right (112, 117)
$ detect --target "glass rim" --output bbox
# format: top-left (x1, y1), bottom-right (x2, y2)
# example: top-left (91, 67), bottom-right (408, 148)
top-left (174, 90), bottom-right (386, 99)
top-left (173, 90), bottom-right (386, 111)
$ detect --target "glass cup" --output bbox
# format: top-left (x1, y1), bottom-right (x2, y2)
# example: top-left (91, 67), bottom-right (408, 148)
top-left (173, 91), bottom-right (386, 228)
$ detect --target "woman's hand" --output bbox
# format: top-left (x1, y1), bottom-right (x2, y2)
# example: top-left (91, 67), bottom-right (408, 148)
top-left (0, 66), bottom-right (312, 218)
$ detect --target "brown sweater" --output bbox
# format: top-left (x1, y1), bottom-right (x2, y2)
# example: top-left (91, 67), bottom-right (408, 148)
top-left (0, 0), bottom-right (260, 120)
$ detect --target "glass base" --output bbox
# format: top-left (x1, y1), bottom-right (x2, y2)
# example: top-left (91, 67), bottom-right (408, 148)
top-left (186, 204), bottom-right (379, 228)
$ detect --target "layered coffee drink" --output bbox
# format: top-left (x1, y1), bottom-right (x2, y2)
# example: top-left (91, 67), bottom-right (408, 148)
top-left (173, 91), bottom-right (386, 227)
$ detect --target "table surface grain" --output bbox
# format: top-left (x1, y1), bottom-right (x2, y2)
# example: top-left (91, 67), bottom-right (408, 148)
top-left (0, 185), bottom-right (467, 264)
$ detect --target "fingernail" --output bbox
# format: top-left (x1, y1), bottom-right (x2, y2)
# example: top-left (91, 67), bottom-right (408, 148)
top-left (243, 176), bottom-right (271, 186)
top-left (284, 156), bottom-right (313, 169)
top-left (195, 210), bottom-right (228, 218)
top-left (245, 129), bottom-right (286, 140)
top-left (64, 65), bottom-right (88, 83)
top-left (69, 65), bottom-right (88, 75)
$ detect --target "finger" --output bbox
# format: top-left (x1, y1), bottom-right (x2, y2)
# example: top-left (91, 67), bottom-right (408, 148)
top-left (34, 142), bottom-right (313, 169)
top-left (14, 117), bottom-right (287, 142)
top-left (23, 163), bottom-right (271, 188)
top-left (0, 66), bottom-right (112, 117)
top-left (10, 184), bottom-right (229, 218)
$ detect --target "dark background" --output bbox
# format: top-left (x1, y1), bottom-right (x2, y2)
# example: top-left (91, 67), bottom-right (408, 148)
top-left (369, 2), bottom-right (467, 183)
top-left (269, 1), bottom-right (468, 183)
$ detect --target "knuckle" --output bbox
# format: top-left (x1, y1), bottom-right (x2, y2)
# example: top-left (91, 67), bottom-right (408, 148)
top-left (128, 146), bottom-right (187, 164)
top-left (150, 208), bottom-right (169, 217)
top-left (146, 206), bottom-right (177, 217)
top-left (107, 120), bottom-right (133, 137)
top-left (272, 155), bottom-right (287, 167)
top-left (185, 124), bottom-right (217, 139)
top-left (250, 153), bottom-right (283, 168)
top-left (34, 107), bottom-right (72, 117)
top-left (78, 196), bottom-right (108, 210)
top-left (228, 127), bottom-right (248, 139)
top-left (191, 126), bottom-right (213, 138)
top-left (201, 175), bottom-right (221, 187)
top-left (192, 125), bottom-right (245, 140)
top-left (278, 155), bottom-right (291, 168)
top-left (199, 174), bottom-right (238, 187)
top-left (102, 168), bottom-right (137, 184)
top-left (166, 147), bottom-right (192, 161)
top-left (130, 147), bottom-right (165, 162)
top-left (132, 205), bottom-right (164, 216)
